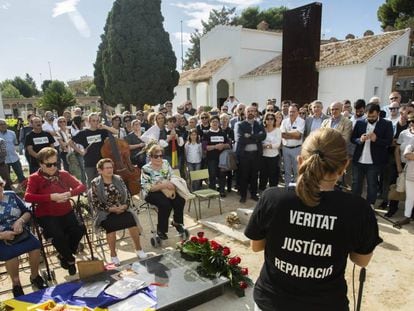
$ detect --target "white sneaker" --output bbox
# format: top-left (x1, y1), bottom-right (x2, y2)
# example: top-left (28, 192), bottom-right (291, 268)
top-left (111, 256), bottom-right (120, 266)
top-left (136, 250), bottom-right (147, 259)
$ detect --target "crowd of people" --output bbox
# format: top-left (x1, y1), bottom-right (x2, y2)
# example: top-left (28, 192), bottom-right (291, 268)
top-left (0, 92), bottom-right (413, 307)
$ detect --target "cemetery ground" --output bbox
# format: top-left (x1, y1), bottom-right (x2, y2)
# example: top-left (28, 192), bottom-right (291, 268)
top-left (0, 184), bottom-right (413, 310)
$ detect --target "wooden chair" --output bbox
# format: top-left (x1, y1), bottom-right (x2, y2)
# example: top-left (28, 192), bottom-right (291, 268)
top-left (189, 169), bottom-right (222, 219)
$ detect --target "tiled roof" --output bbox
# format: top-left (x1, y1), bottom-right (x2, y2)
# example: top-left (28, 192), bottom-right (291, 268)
top-left (180, 57), bottom-right (230, 84)
top-left (242, 29), bottom-right (408, 78)
top-left (178, 68), bottom-right (199, 85)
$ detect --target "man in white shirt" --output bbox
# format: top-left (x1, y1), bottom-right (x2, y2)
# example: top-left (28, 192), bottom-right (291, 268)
top-left (223, 96), bottom-right (239, 114)
top-left (280, 104), bottom-right (305, 187)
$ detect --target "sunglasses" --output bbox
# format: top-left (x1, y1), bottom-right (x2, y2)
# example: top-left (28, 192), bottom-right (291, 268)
top-left (43, 162), bottom-right (58, 168)
top-left (266, 109), bottom-right (274, 112)
top-left (389, 107), bottom-right (399, 111)
top-left (151, 154), bottom-right (163, 159)
top-left (201, 116), bottom-right (209, 119)
top-left (266, 117), bottom-right (275, 120)
top-left (408, 120), bottom-right (414, 123)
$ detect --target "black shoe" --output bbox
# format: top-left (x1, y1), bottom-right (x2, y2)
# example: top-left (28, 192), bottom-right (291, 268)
top-left (12, 285), bottom-right (24, 298)
top-left (30, 275), bottom-right (48, 290)
top-left (220, 192), bottom-right (226, 198)
top-left (157, 232), bottom-right (169, 240)
top-left (251, 195), bottom-right (259, 202)
top-left (379, 200), bottom-right (388, 209)
top-left (171, 221), bottom-right (185, 234)
top-left (384, 205), bottom-right (398, 218)
top-left (68, 264), bottom-right (77, 276)
top-left (239, 197), bottom-right (246, 203)
top-left (58, 255), bottom-right (69, 270)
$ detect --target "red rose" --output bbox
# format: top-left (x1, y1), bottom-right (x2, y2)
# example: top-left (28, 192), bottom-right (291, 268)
top-left (222, 247), bottom-right (231, 256)
top-left (234, 256), bottom-right (241, 264)
top-left (229, 256), bottom-right (241, 265)
top-left (190, 236), bottom-right (198, 243)
top-left (239, 281), bottom-right (248, 289)
top-left (198, 237), bottom-right (208, 244)
top-left (240, 268), bottom-right (248, 275)
top-left (197, 231), bottom-right (204, 238)
top-left (210, 240), bottom-right (221, 251)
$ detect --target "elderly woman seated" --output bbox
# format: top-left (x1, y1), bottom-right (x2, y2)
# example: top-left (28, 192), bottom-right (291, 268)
top-left (24, 147), bottom-right (86, 276)
top-left (0, 177), bottom-right (47, 297)
top-left (90, 158), bottom-right (147, 265)
top-left (141, 145), bottom-right (185, 240)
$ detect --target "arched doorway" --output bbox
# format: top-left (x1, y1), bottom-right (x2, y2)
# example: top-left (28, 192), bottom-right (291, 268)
top-left (217, 79), bottom-right (229, 108)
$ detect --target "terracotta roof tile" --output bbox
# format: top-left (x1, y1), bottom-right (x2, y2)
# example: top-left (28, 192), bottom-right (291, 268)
top-left (178, 68), bottom-right (199, 85)
top-left (241, 29), bottom-right (408, 78)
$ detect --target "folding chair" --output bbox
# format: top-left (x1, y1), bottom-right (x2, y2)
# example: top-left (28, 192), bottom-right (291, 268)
top-left (189, 169), bottom-right (222, 219)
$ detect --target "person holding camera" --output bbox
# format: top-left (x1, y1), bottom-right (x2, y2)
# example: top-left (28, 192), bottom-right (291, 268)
top-left (245, 128), bottom-right (381, 311)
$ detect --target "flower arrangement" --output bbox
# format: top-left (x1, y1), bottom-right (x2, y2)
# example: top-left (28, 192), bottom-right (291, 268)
top-left (177, 231), bottom-right (253, 296)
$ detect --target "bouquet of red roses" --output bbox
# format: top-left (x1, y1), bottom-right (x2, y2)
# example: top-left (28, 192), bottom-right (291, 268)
top-left (177, 231), bottom-right (253, 296)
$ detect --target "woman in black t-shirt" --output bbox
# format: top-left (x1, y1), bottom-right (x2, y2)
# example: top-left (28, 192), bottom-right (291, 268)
top-left (245, 128), bottom-right (382, 311)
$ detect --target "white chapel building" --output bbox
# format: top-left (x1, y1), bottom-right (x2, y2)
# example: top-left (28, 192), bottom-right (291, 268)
top-left (173, 25), bottom-right (413, 110)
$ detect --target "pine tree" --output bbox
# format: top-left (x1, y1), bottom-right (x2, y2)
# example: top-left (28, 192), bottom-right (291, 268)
top-left (94, 0), bottom-right (179, 109)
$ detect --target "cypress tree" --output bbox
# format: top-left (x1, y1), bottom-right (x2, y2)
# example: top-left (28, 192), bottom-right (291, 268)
top-left (94, 0), bottom-right (179, 109)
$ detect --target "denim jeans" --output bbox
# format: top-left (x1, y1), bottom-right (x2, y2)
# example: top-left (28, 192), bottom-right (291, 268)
top-left (8, 160), bottom-right (26, 183)
top-left (352, 162), bottom-right (380, 205)
top-left (187, 162), bottom-right (201, 190)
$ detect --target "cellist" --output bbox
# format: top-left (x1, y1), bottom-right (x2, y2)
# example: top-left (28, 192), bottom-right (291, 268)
top-left (70, 112), bottom-right (118, 188)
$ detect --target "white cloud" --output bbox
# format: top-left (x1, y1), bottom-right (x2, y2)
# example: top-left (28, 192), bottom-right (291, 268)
top-left (52, 0), bottom-right (91, 38)
top-left (173, 32), bottom-right (192, 46)
top-left (52, 0), bottom-right (79, 17)
top-left (0, 1), bottom-right (10, 10)
top-left (172, 2), bottom-right (221, 29)
top-left (216, 0), bottom-right (263, 8)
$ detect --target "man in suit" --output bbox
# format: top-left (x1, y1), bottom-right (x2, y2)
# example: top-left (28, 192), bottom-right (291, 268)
top-left (236, 106), bottom-right (266, 203)
top-left (304, 100), bottom-right (328, 139)
top-left (321, 101), bottom-right (353, 144)
top-left (351, 103), bottom-right (393, 206)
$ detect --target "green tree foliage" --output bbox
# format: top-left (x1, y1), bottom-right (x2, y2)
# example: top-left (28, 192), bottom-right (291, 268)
top-left (41, 80), bottom-right (52, 93)
top-left (67, 80), bottom-right (94, 96)
top-left (11, 76), bottom-right (35, 98)
top-left (378, 0), bottom-right (414, 30)
top-left (37, 80), bottom-right (76, 116)
top-left (24, 73), bottom-right (39, 96)
top-left (94, 0), bottom-right (179, 109)
top-left (234, 6), bottom-right (287, 30)
top-left (0, 81), bottom-right (23, 98)
top-left (87, 83), bottom-right (99, 96)
top-left (183, 6), bottom-right (235, 70)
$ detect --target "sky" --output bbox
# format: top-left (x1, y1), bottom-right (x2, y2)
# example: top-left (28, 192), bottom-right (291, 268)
top-left (0, 0), bottom-right (386, 87)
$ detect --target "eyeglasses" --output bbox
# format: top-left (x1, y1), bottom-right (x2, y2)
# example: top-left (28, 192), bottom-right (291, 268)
top-left (389, 107), bottom-right (399, 111)
top-left (151, 154), bottom-right (163, 159)
top-left (43, 162), bottom-right (58, 168)
top-left (266, 117), bottom-right (275, 120)
top-left (389, 97), bottom-right (399, 100)
top-left (103, 166), bottom-right (113, 170)
top-left (201, 116), bottom-right (209, 119)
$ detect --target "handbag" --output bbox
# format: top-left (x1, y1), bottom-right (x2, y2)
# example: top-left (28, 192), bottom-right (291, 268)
top-left (396, 169), bottom-right (406, 193)
top-left (388, 184), bottom-right (406, 201)
top-left (4, 228), bottom-right (30, 245)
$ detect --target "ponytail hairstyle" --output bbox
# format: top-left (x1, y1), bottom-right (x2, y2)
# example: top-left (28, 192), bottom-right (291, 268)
top-left (295, 128), bottom-right (347, 207)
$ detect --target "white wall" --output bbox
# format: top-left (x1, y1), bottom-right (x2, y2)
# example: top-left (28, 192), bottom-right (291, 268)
top-left (173, 84), bottom-right (190, 107)
top-left (318, 64), bottom-right (366, 107)
top-left (365, 29), bottom-right (410, 106)
top-left (238, 74), bottom-right (281, 110)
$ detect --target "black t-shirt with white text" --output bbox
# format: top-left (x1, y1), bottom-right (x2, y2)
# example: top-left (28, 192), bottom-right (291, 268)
top-left (72, 128), bottom-right (108, 167)
top-left (25, 131), bottom-right (54, 166)
top-left (203, 129), bottom-right (228, 161)
top-left (245, 188), bottom-right (382, 311)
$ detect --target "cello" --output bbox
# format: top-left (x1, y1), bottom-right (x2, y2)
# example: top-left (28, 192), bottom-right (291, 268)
top-left (99, 99), bottom-right (141, 195)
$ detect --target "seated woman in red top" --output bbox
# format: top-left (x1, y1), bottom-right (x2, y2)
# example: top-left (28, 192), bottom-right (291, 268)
top-left (24, 147), bottom-right (86, 276)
